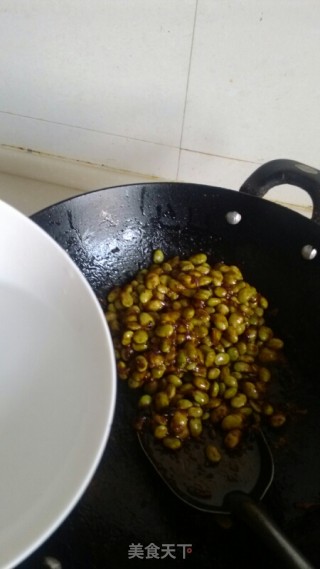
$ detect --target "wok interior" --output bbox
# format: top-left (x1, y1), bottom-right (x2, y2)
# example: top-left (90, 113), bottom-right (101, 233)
top-left (138, 426), bottom-right (274, 515)
top-left (32, 183), bottom-right (320, 567)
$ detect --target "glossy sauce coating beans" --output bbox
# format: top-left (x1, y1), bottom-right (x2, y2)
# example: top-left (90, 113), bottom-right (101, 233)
top-left (105, 251), bottom-right (286, 461)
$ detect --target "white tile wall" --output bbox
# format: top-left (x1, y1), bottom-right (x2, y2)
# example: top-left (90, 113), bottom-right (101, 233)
top-left (0, 0), bottom-right (319, 213)
top-left (182, 0), bottom-right (320, 165)
top-left (178, 150), bottom-right (257, 189)
top-left (0, 1), bottom-right (196, 147)
top-left (0, 114), bottom-right (180, 179)
top-left (0, 146), bottom-right (160, 215)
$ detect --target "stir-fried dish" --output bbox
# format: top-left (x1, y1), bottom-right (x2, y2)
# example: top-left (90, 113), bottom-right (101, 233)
top-left (105, 251), bottom-right (286, 463)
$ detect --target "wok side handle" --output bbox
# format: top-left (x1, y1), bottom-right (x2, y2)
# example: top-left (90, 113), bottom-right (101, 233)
top-left (226, 491), bottom-right (315, 569)
top-left (239, 159), bottom-right (320, 224)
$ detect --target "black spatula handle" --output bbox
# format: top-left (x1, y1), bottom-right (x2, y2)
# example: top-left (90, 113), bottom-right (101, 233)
top-left (226, 491), bottom-right (315, 569)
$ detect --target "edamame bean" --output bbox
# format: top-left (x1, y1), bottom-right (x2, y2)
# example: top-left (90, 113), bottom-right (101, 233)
top-left (106, 250), bottom-right (286, 458)
top-left (205, 444), bottom-right (222, 463)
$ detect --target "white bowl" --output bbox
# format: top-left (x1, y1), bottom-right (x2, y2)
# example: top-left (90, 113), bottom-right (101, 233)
top-left (0, 200), bottom-right (117, 569)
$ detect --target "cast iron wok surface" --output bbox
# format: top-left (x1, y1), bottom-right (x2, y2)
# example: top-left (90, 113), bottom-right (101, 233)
top-left (17, 182), bottom-right (320, 568)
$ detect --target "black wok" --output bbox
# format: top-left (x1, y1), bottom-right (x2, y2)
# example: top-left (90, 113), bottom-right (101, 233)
top-left (20, 159), bottom-right (320, 569)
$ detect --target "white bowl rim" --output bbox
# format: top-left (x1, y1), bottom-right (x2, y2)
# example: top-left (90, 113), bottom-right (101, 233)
top-left (0, 199), bottom-right (117, 569)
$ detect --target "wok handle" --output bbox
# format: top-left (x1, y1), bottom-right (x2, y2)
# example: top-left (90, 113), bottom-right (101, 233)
top-left (239, 159), bottom-right (320, 225)
top-left (226, 491), bottom-right (315, 569)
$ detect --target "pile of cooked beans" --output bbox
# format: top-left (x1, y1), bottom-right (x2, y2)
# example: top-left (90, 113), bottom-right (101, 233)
top-left (105, 250), bottom-right (286, 463)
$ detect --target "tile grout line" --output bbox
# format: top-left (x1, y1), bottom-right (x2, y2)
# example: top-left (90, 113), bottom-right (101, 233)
top-left (0, 111), bottom-right (175, 151)
top-left (175, 0), bottom-right (199, 181)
